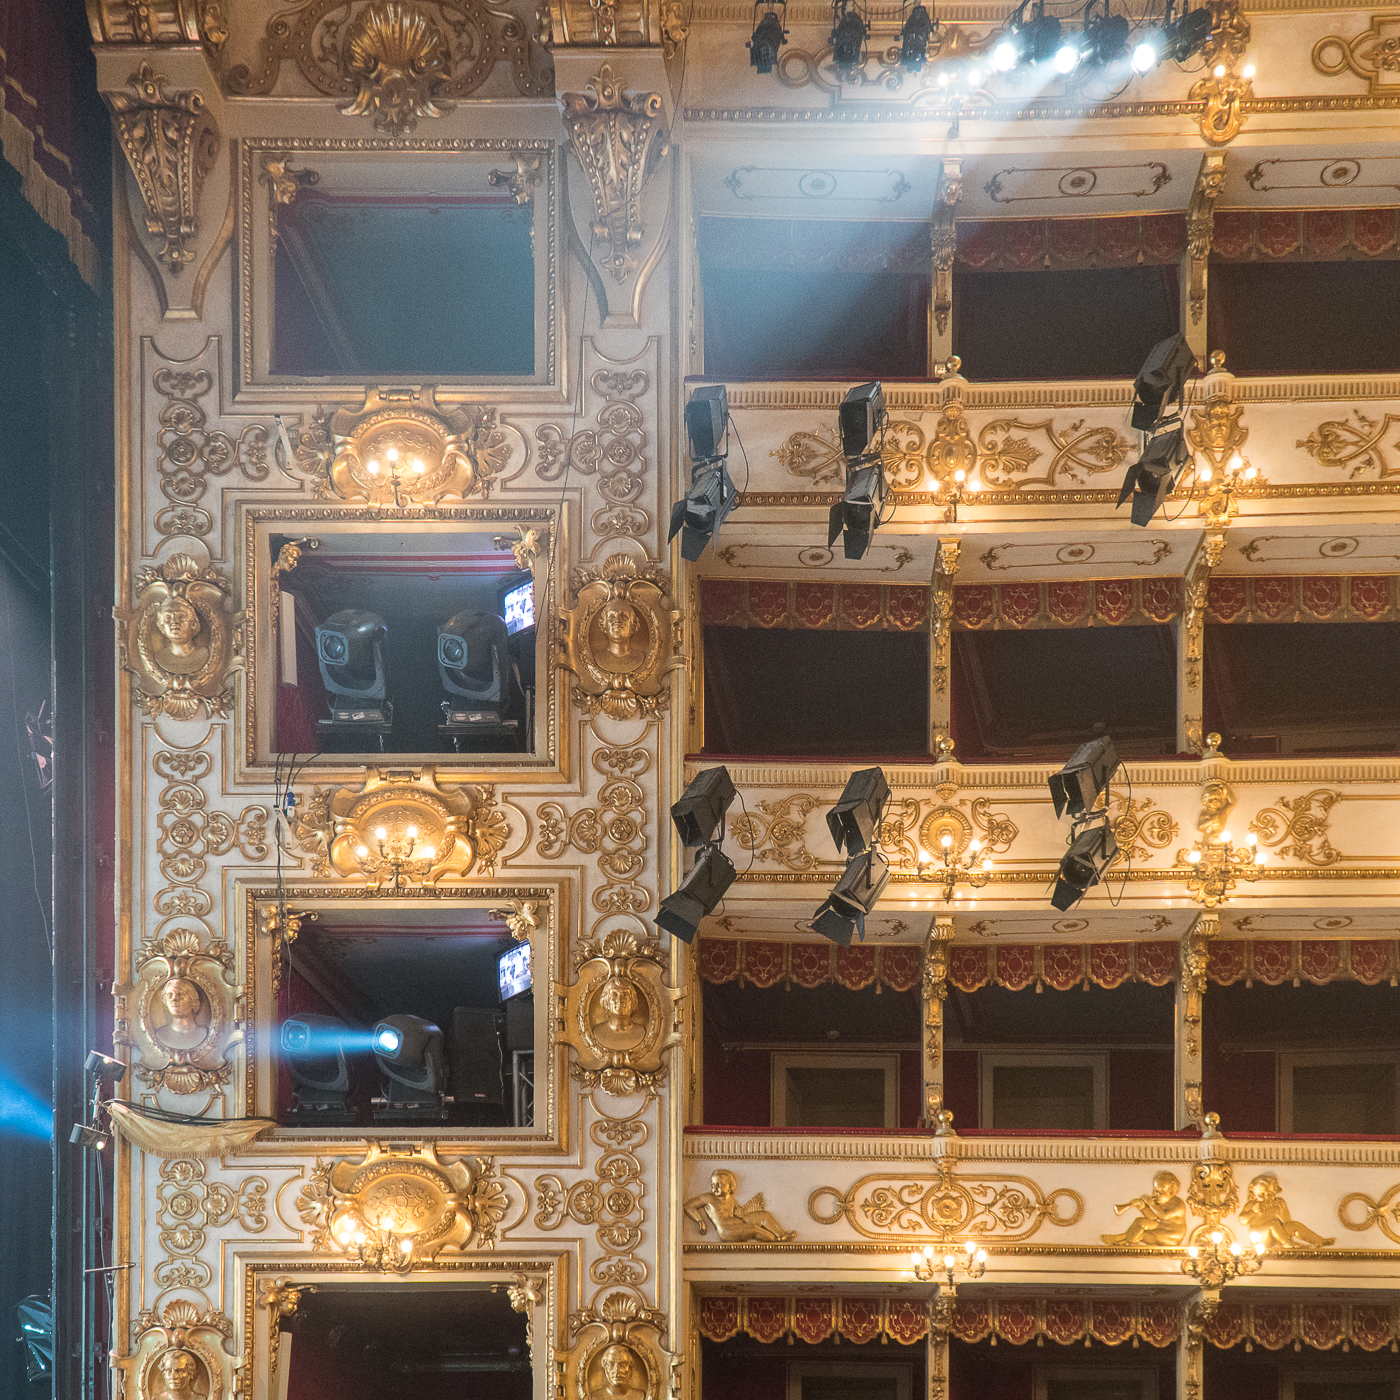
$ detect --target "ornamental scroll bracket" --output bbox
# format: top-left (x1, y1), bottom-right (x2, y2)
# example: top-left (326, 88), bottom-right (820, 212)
top-left (1185, 153), bottom-right (1226, 329)
top-left (558, 926), bottom-right (681, 1095)
top-left (88, 0), bottom-right (229, 52)
top-left (932, 539), bottom-right (961, 697)
top-left (107, 64), bottom-right (220, 273)
top-left (1190, 0), bottom-right (1253, 145)
top-left (931, 159), bottom-right (962, 341)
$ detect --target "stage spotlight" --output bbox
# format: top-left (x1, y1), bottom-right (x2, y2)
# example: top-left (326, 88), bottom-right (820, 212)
top-left (69, 1123), bottom-right (110, 1152)
top-left (1162, 3), bottom-right (1211, 62)
top-left (1118, 425), bottom-right (1190, 527)
top-left (669, 458), bottom-right (738, 561)
top-left (900, 1), bottom-right (935, 68)
top-left (1131, 36), bottom-right (1158, 70)
top-left (684, 383), bottom-right (729, 460)
top-left (1049, 736), bottom-right (1120, 818)
top-left (438, 610), bottom-right (513, 733)
top-left (316, 609), bottom-right (392, 732)
top-left (1022, 2), bottom-right (1062, 63)
top-left (280, 1014), bottom-right (357, 1126)
top-left (1082, 7), bottom-right (1128, 63)
top-left (813, 848), bottom-right (891, 945)
top-left (828, 462), bottom-right (889, 561)
top-left (1131, 332), bottom-right (1196, 432)
top-left (838, 381), bottom-right (887, 458)
top-left (830, 0), bottom-right (868, 68)
top-left (749, 1), bottom-right (788, 71)
top-left (992, 37), bottom-right (1018, 69)
top-left (85, 1050), bottom-right (127, 1085)
top-left (657, 844), bottom-right (737, 943)
top-left (1051, 822), bottom-right (1119, 911)
top-left (827, 766), bottom-right (891, 856)
top-left (670, 766), bottom-right (736, 847)
top-left (1054, 39), bottom-right (1080, 72)
top-left (17, 1296), bottom-right (53, 1384)
top-left (371, 1014), bottom-right (447, 1121)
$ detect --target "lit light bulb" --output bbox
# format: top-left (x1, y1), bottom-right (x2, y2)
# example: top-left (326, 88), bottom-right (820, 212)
top-left (1210, 1230), bottom-right (1223, 1244)
top-left (993, 39), bottom-right (1017, 70)
top-left (969, 837), bottom-right (982, 852)
top-left (421, 846), bottom-right (436, 860)
top-left (1221, 830), bottom-right (1232, 845)
top-left (1187, 1245), bottom-right (1199, 1258)
top-left (355, 845), bottom-right (369, 858)
top-left (375, 826), bottom-right (388, 841)
top-left (1199, 466), bottom-right (1213, 482)
top-left (943, 1254), bottom-right (956, 1269)
top-left (954, 468), bottom-right (966, 483)
top-left (1187, 849), bottom-right (1201, 864)
top-left (964, 1240), bottom-right (976, 1254)
top-left (1250, 1231), bottom-right (1264, 1247)
top-left (1228, 454), bottom-right (1243, 472)
top-left (966, 477), bottom-right (980, 493)
top-left (1254, 848), bottom-right (1267, 865)
top-left (386, 447), bottom-right (399, 462)
top-left (937, 70), bottom-right (948, 86)
top-left (966, 67), bottom-right (982, 85)
top-left (976, 1249), bottom-right (987, 1263)
top-left (1213, 63), bottom-right (1226, 77)
top-left (1242, 63), bottom-right (1255, 78)
top-left (941, 833), bottom-right (953, 848)
top-left (1054, 43), bottom-right (1080, 74)
top-left (1245, 831), bottom-right (1258, 847)
top-left (1131, 39), bottom-right (1157, 72)
top-left (1244, 465), bottom-right (1258, 480)
top-left (1231, 1241), bottom-right (1243, 1256)
top-left (413, 457), bottom-right (425, 473)
top-left (981, 857), bottom-right (993, 871)
top-left (367, 459), bottom-right (380, 475)
top-left (917, 848), bottom-right (930, 864)
top-left (406, 825), bottom-right (418, 839)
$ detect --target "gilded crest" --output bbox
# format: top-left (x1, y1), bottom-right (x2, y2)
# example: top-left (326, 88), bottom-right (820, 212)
top-left (558, 554), bottom-right (682, 720)
top-left (559, 927), bottom-right (680, 1094)
top-left (131, 1300), bottom-right (231, 1400)
top-left (295, 1142), bottom-right (509, 1271)
top-left (132, 926), bottom-right (235, 1097)
top-left (117, 555), bottom-right (241, 721)
top-left (340, 1), bottom-right (454, 134)
top-left (569, 1293), bottom-right (666, 1400)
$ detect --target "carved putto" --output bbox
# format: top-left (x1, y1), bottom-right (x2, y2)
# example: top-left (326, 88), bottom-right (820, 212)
top-left (684, 1169), bottom-right (795, 1243)
top-left (108, 64), bottom-right (219, 272)
top-left (569, 1293), bottom-right (666, 1400)
top-left (287, 767), bottom-right (510, 886)
top-left (292, 389), bottom-right (514, 506)
top-left (296, 1142), bottom-right (509, 1271)
top-left (558, 554), bottom-right (682, 719)
top-left (561, 927), bottom-right (680, 1095)
top-left (116, 555), bottom-right (241, 721)
top-left (1102, 1170), bottom-right (1188, 1247)
top-left (1239, 1172), bottom-right (1334, 1249)
top-left (131, 927), bottom-right (236, 1097)
top-left (130, 1300), bottom-right (231, 1400)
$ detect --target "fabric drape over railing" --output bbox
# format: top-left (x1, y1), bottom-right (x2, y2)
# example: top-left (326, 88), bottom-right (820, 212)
top-left (1206, 576), bottom-right (1400, 625)
top-left (1211, 209), bottom-right (1400, 262)
top-left (1201, 1301), bottom-right (1400, 1352)
top-left (947, 942), bottom-right (1179, 993)
top-left (697, 939), bottom-right (922, 993)
top-left (1207, 939), bottom-right (1400, 988)
top-left (954, 579), bottom-right (1181, 630)
top-left (956, 216), bottom-right (1187, 270)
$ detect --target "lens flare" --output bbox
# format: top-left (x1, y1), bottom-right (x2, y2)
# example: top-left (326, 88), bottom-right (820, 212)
top-left (0, 1076), bottom-right (52, 1140)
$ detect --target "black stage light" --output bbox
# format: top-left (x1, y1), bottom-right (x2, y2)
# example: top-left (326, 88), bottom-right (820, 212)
top-left (670, 458), bottom-right (738, 561)
top-left (69, 1122), bottom-right (110, 1152)
top-left (657, 844), bottom-right (737, 943)
top-left (316, 609), bottom-right (392, 731)
top-left (1023, 2), bottom-right (1062, 63)
top-left (1131, 332), bottom-right (1196, 432)
top-left (828, 462), bottom-right (889, 561)
top-left (438, 609), bottom-right (515, 734)
top-left (900, 1), bottom-right (935, 67)
top-left (16, 1295), bottom-right (54, 1384)
top-left (838, 381), bottom-right (887, 459)
top-left (1119, 425), bottom-right (1189, 527)
top-left (85, 1050), bottom-right (127, 1085)
top-left (1162, 3), bottom-right (1212, 62)
top-left (1082, 5), bottom-right (1129, 63)
top-left (670, 766), bottom-right (736, 847)
top-left (372, 1014), bottom-right (447, 1121)
top-left (684, 384), bottom-right (730, 460)
top-left (827, 766), bottom-right (891, 856)
top-left (1049, 736), bottom-right (1120, 819)
top-left (1051, 822), bottom-right (1119, 911)
top-left (830, 0), bottom-right (868, 67)
top-left (813, 848), bottom-right (892, 945)
top-left (749, 2), bottom-right (788, 72)
top-left (280, 1014), bottom-right (357, 1126)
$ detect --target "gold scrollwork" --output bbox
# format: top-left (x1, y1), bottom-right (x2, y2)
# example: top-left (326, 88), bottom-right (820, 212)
top-left (1313, 12), bottom-right (1400, 92)
top-left (109, 64), bottom-right (219, 272)
top-left (560, 927), bottom-right (680, 1095)
top-left (1298, 409), bottom-right (1400, 479)
top-left (133, 927), bottom-right (237, 1097)
top-left (1339, 1179), bottom-right (1400, 1243)
top-left (296, 1142), bottom-right (509, 1271)
top-left (129, 1300), bottom-right (232, 1400)
top-left (730, 794), bottom-right (823, 872)
top-left (156, 1159), bottom-right (267, 1291)
top-left (1249, 789), bottom-right (1343, 866)
top-left (1107, 793), bottom-right (1179, 866)
top-left (568, 1293), bottom-right (666, 1400)
top-left (933, 538), bottom-right (959, 696)
top-left (558, 554), bottom-right (682, 720)
top-left (976, 416), bottom-right (1133, 490)
top-left (807, 1159), bottom-right (1084, 1243)
top-left (88, 0), bottom-right (228, 49)
top-left (117, 555), bottom-right (242, 721)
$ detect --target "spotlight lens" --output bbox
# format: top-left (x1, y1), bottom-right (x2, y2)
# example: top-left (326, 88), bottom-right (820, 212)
top-left (993, 39), bottom-right (1017, 70)
top-left (1132, 40), bottom-right (1157, 72)
top-left (374, 1025), bottom-right (403, 1055)
top-left (1054, 43), bottom-right (1079, 73)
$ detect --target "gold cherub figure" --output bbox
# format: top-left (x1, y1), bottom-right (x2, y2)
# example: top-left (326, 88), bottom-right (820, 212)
top-left (684, 1169), bottom-right (794, 1243)
top-left (1102, 1170), bottom-right (1188, 1247)
top-left (1239, 1172), bottom-right (1334, 1250)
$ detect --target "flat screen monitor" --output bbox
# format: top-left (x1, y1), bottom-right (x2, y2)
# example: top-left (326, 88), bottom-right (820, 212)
top-left (503, 579), bottom-right (534, 636)
top-left (499, 941), bottom-right (532, 1001)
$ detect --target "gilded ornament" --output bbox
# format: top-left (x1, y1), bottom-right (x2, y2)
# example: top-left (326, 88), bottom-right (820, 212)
top-left (561, 927), bottom-right (680, 1095)
top-left (494, 525), bottom-right (546, 572)
top-left (1339, 1179), bottom-right (1400, 1244)
top-left (930, 160), bottom-right (961, 337)
top-left (1238, 1172), bottom-right (1334, 1249)
top-left (558, 554), bottom-right (682, 720)
top-left (296, 1142), bottom-right (509, 1270)
top-left (569, 1293), bottom-right (666, 1400)
top-left (1186, 1156), bottom-right (1238, 1244)
top-left (1313, 12), bottom-right (1400, 91)
top-left (684, 1169), bottom-right (794, 1242)
top-left (500, 1272), bottom-right (547, 1350)
top-left (1107, 793), bottom-right (1178, 866)
top-left (808, 1159), bottom-right (1083, 1243)
top-left (1249, 789), bottom-right (1342, 866)
top-left (1298, 410), bottom-right (1400, 479)
top-left (493, 898), bottom-right (542, 943)
top-left (87, 0), bottom-right (227, 48)
top-left (261, 158), bottom-right (318, 251)
top-left (288, 767), bottom-right (510, 887)
top-left (729, 793), bottom-right (822, 871)
top-left (109, 64), bottom-right (219, 272)
top-left (932, 538), bottom-right (959, 696)
top-left (559, 66), bottom-right (668, 283)
top-left (117, 556), bottom-right (242, 721)
top-left (1102, 1170), bottom-right (1188, 1247)
top-left (257, 1278), bottom-right (316, 1383)
top-left (129, 1300), bottom-right (231, 1400)
top-left (489, 153), bottom-right (545, 205)
top-left (154, 1158), bottom-right (267, 1291)
top-left (132, 927), bottom-right (236, 1097)
top-left (340, 1), bottom-right (454, 133)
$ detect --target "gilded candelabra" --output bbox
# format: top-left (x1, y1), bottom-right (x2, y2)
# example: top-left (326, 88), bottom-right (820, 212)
top-left (1196, 452), bottom-right (1258, 529)
top-left (916, 833), bottom-right (993, 902)
top-left (353, 824), bottom-right (438, 891)
top-left (1185, 828), bottom-right (1266, 908)
top-left (333, 1216), bottom-right (413, 1273)
top-left (932, 466), bottom-right (980, 524)
top-left (1182, 1229), bottom-right (1265, 1288)
top-left (366, 446), bottom-right (427, 507)
top-left (911, 1240), bottom-right (987, 1293)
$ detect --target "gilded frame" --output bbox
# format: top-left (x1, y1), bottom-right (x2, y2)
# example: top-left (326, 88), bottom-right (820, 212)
top-left (234, 138), bottom-right (562, 403)
top-left (238, 504), bottom-right (566, 782)
top-left (239, 882), bottom-right (567, 1154)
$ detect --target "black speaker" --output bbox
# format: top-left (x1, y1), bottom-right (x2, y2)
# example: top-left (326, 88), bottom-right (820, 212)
top-left (505, 995), bottom-right (533, 1053)
top-left (450, 1007), bottom-right (504, 1105)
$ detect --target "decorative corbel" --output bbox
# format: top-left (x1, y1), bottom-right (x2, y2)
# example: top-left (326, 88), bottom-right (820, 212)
top-left (107, 64), bottom-right (220, 273)
top-left (261, 158), bottom-right (319, 252)
top-left (257, 1278), bottom-right (317, 1386)
top-left (1183, 531), bottom-right (1226, 695)
top-left (489, 153), bottom-right (545, 206)
top-left (932, 539), bottom-right (961, 698)
top-left (1185, 153), bottom-right (1226, 330)
top-left (1189, 0), bottom-right (1253, 145)
top-left (930, 159), bottom-right (962, 346)
top-left (921, 914), bottom-right (955, 1124)
top-left (1177, 911), bottom-right (1217, 1127)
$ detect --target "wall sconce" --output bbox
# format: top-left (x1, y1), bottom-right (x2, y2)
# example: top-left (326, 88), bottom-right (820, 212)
top-left (911, 1239), bottom-right (987, 1292)
top-left (916, 832), bottom-right (992, 902)
top-left (1195, 452), bottom-right (1258, 529)
top-left (1182, 1229), bottom-right (1265, 1288)
top-left (365, 446), bottom-right (426, 508)
top-left (353, 824), bottom-right (438, 892)
top-left (1185, 829), bottom-right (1265, 908)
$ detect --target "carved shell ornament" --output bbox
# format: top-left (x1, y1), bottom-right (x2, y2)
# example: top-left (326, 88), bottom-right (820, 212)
top-left (570, 1293), bottom-right (666, 1400)
top-left (117, 554), bottom-right (242, 721)
top-left (341, 1), bottom-right (455, 134)
top-left (131, 1299), bottom-right (231, 1400)
top-left (133, 926), bottom-right (235, 1097)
